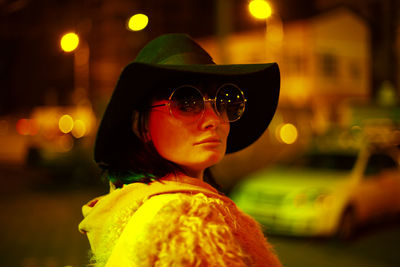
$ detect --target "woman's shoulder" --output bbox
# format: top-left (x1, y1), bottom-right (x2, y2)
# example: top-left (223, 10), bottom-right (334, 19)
top-left (107, 192), bottom-right (248, 266)
top-left (107, 191), bottom-right (281, 266)
top-left (81, 178), bottom-right (281, 266)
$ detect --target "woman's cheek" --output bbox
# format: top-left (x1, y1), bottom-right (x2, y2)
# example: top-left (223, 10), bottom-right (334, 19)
top-left (221, 122), bottom-right (230, 143)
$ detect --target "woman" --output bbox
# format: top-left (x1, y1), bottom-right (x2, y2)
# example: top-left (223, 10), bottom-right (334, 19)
top-left (79, 34), bottom-right (281, 266)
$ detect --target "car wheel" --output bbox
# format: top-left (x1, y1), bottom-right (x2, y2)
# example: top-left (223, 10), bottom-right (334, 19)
top-left (336, 208), bottom-right (356, 240)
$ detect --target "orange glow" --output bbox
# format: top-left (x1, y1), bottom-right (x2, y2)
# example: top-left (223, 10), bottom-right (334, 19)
top-left (16, 119), bottom-right (39, 136)
top-left (56, 134), bottom-right (74, 152)
top-left (75, 45), bottom-right (89, 66)
top-left (59, 115), bottom-right (74, 133)
top-left (60, 32), bottom-right (79, 52)
top-left (0, 120), bottom-right (9, 135)
top-left (127, 14), bottom-right (149, 31)
top-left (16, 119), bottom-right (30, 135)
top-left (266, 17), bottom-right (284, 44)
top-left (249, 0), bottom-right (272, 19)
top-left (28, 119), bottom-right (39, 135)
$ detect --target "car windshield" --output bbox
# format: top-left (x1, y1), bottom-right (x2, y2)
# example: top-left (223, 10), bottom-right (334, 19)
top-left (285, 152), bottom-right (358, 171)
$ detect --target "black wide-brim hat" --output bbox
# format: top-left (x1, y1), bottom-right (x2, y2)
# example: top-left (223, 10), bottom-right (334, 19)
top-left (94, 34), bottom-right (280, 165)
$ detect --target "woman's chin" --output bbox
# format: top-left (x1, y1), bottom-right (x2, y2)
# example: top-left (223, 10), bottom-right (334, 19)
top-left (195, 152), bottom-right (225, 169)
top-left (178, 152), bottom-right (224, 174)
top-left (198, 145), bottom-right (226, 161)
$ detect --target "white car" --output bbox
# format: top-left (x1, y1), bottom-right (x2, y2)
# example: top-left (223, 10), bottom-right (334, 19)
top-left (230, 144), bottom-right (400, 239)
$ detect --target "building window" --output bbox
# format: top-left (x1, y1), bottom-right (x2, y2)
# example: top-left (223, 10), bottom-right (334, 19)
top-left (320, 53), bottom-right (338, 77)
top-left (285, 54), bottom-right (307, 75)
top-left (349, 61), bottom-right (361, 80)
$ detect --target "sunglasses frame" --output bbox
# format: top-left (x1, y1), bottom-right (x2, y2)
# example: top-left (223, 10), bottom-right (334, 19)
top-left (151, 83), bottom-right (247, 123)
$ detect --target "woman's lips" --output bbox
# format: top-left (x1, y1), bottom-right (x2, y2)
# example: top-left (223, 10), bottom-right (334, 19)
top-left (194, 137), bottom-right (222, 145)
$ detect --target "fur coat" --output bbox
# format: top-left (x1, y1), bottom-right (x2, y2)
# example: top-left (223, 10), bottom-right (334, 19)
top-left (79, 175), bottom-right (282, 267)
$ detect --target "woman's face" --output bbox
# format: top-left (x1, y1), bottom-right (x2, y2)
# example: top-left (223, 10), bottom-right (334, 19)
top-left (147, 86), bottom-right (230, 178)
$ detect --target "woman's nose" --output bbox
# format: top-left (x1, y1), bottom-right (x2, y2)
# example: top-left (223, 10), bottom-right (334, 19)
top-left (199, 101), bottom-right (221, 129)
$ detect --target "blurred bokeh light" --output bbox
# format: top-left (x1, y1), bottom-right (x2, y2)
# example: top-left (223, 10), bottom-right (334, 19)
top-left (127, 14), bottom-right (149, 31)
top-left (249, 0), bottom-right (272, 19)
top-left (58, 114), bottom-right (74, 134)
top-left (71, 119), bottom-right (86, 138)
top-left (60, 32), bottom-right (80, 52)
top-left (16, 118), bottom-right (39, 136)
top-left (277, 123), bottom-right (298, 144)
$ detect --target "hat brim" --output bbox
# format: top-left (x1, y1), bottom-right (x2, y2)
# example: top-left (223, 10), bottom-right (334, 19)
top-left (94, 62), bottom-right (280, 164)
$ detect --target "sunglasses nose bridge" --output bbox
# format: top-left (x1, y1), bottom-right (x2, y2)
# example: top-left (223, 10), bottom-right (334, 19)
top-left (203, 99), bottom-right (219, 116)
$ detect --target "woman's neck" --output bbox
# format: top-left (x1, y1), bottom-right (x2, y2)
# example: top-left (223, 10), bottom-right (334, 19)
top-left (177, 167), bottom-right (204, 180)
top-left (172, 167), bottom-right (204, 181)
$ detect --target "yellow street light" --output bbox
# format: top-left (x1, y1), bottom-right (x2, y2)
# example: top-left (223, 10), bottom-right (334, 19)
top-left (248, 0), bottom-right (283, 61)
top-left (127, 14), bottom-right (149, 31)
top-left (276, 123), bottom-right (298, 144)
top-left (59, 114), bottom-right (74, 133)
top-left (249, 0), bottom-right (272, 20)
top-left (60, 32), bottom-right (80, 52)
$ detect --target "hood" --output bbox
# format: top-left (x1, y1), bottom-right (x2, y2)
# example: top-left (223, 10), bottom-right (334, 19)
top-left (238, 166), bottom-right (355, 194)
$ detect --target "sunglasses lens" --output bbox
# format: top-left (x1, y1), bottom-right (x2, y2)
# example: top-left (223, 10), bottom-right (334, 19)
top-left (216, 84), bottom-right (246, 122)
top-left (170, 86), bottom-right (204, 121)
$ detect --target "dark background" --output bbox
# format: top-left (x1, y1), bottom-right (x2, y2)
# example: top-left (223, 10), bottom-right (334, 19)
top-left (1, 0), bottom-right (398, 116)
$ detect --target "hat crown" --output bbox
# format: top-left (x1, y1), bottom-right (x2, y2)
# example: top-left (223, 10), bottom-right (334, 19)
top-left (134, 34), bottom-right (214, 65)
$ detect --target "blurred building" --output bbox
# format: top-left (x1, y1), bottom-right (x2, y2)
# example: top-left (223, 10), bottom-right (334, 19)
top-left (1, 1), bottom-right (397, 170)
top-left (207, 5), bottom-right (400, 189)
top-left (199, 7), bottom-right (371, 133)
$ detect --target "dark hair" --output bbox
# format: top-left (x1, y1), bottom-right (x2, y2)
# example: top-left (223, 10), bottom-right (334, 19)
top-left (99, 101), bottom-right (182, 186)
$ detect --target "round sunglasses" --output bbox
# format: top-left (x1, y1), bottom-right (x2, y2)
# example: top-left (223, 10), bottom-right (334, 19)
top-left (151, 83), bottom-right (247, 123)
